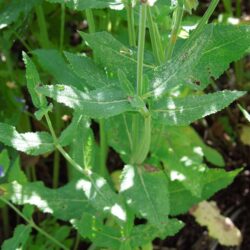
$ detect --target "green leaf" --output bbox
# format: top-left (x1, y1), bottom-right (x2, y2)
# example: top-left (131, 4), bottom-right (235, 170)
top-left (169, 168), bottom-right (241, 215)
top-left (72, 213), bottom-right (123, 249)
top-left (37, 85), bottom-right (134, 119)
top-left (0, 123), bottom-right (54, 156)
top-left (78, 172), bottom-right (127, 224)
top-left (59, 111), bottom-right (84, 147)
top-left (151, 91), bottom-right (245, 126)
top-left (80, 31), bottom-right (138, 81)
top-left (23, 52), bottom-right (47, 109)
top-left (151, 24), bottom-right (250, 97)
top-left (120, 165), bottom-right (169, 230)
top-left (151, 125), bottom-right (225, 196)
top-left (2, 224), bottom-right (31, 250)
top-left (238, 104), bottom-right (250, 122)
top-left (33, 49), bottom-right (86, 91)
top-left (46, 0), bottom-right (124, 10)
top-left (3, 180), bottom-right (93, 221)
top-left (130, 219), bottom-right (184, 248)
top-left (0, 0), bottom-right (42, 30)
top-left (64, 51), bottom-right (109, 89)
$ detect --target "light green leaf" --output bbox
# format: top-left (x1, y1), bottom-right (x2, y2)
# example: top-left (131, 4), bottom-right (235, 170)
top-left (0, 123), bottom-right (54, 156)
top-left (37, 85), bottom-right (134, 119)
top-left (64, 51), bottom-right (109, 89)
top-left (120, 165), bottom-right (169, 230)
top-left (0, 0), bottom-right (41, 30)
top-left (2, 224), bottom-right (31, 250)
top-left (152, 91), bottom-right (245, 126)
top-left (46, 0), bottom-right (124, 10)
top-left (169, 168), bottom-right (241, 215)
top-left (33, 49), bottom-right (86, 91)
top-left (151, 24), bottom-right (250, 97)
top-left (23, 52), bottom-right (47, 109)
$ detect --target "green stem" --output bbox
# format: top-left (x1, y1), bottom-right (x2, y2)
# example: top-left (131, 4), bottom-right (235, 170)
top-left (126, 0), bottom-right (136, 47)
top-left (2, 206), bottom-right (10, 238)
top-left (222, 0), bottom-right (233, 15)
top-left (99, 119), bottom-right (108, 176)
top-left (147, 6), bottom-right (164, 64)
top-left (73, 233), bottom-right (81, 250)
top-left (137, 2), bottom-right (147, 96)
top-left (191, 0), bottom-right (219, 39)
top-left (53, 150), bottom-right (60, 188)
top-left (35, 4), bottom-right (50, 48)
top-left (0, 197), bottom-right (69, 250)
top-left (44, 113), bottom-right (86, 174)
top-left (131, 1), bottom-right (151, 165)
top-left (166, 0), bottom-right (184, 60)
top-left (86, 9), bottom-right (96, 33)
top-left (60, 3), bottom-right (65, 51)
top-left (236, 0), bottom-right (241, 17)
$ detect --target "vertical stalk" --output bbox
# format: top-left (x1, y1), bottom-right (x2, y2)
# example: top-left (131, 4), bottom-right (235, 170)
top-left (131, 1), bottom-right (151, 165)
top-left (85, 9), bottom-right (108, 175)
top-left (191, 0), bottom-right (219, 39)
top-left (166, 0), bottom-right (184, 60)
top-left (86, 9), bottom-right (96, 33)
top-left (235, 0), bottom-right (241, 17)
top-left (2, 206), bottom-right (10, 238)
top-left (126, 0), bottom-right (136, 47)
top-left (147, 6), bottom-right (164, 64)
top-left (60, 3), bottom-right (65, 51)
top-left (137, 3), bottom-right (147, 96)
top-left (35, 4), bottom-right (50, 48)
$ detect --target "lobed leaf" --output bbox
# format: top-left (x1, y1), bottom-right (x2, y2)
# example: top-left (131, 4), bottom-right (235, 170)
top-left (151, 91), bottom-right (245, 126)
top-left (0, 123), bottom-right (54, 156)
top-left (37, 84), bottom-right (134, 119)
top-left (151, 24), bottom-right (250, 97)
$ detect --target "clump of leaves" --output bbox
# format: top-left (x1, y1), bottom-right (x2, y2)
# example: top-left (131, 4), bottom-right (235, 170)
top-left (0, 0), bottom-right (249, 249)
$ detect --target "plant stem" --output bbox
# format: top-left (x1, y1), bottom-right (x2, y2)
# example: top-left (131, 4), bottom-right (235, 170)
top-left (99, 119), bottom-right (108, 176)
top-left (147, 6), bottom-right (165, 64)
top-left (44, 113), bottom-right (86, 175)
top-left (131, 1), bottom-right (151, 165)
top-left (53, 150), bottom-right (60, 188)
top-left (137, 2), bottom-right (147, 96)
top-left (35, 4), bottom-right (50, 48)
top-left (222, 0), bottom-right (233, 15)
top-left (86, 9), bottom-right (96, 33)
top-left (236, 0), bottom-right (241, 17)
top-left (73, 232), bottom-right (81, 250)
top-left (2, 206), bottom-right (10, 238)
top-left (60, 3), bottom-right (65, 51)
top-left (191, 0), bottom-right (219, 38)
top-left (0, 197), bottom-right (69, 250)
top-left (166, 0), bottom-right (184, 60)
top-left (126, 0), bottom-right (136, 47)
